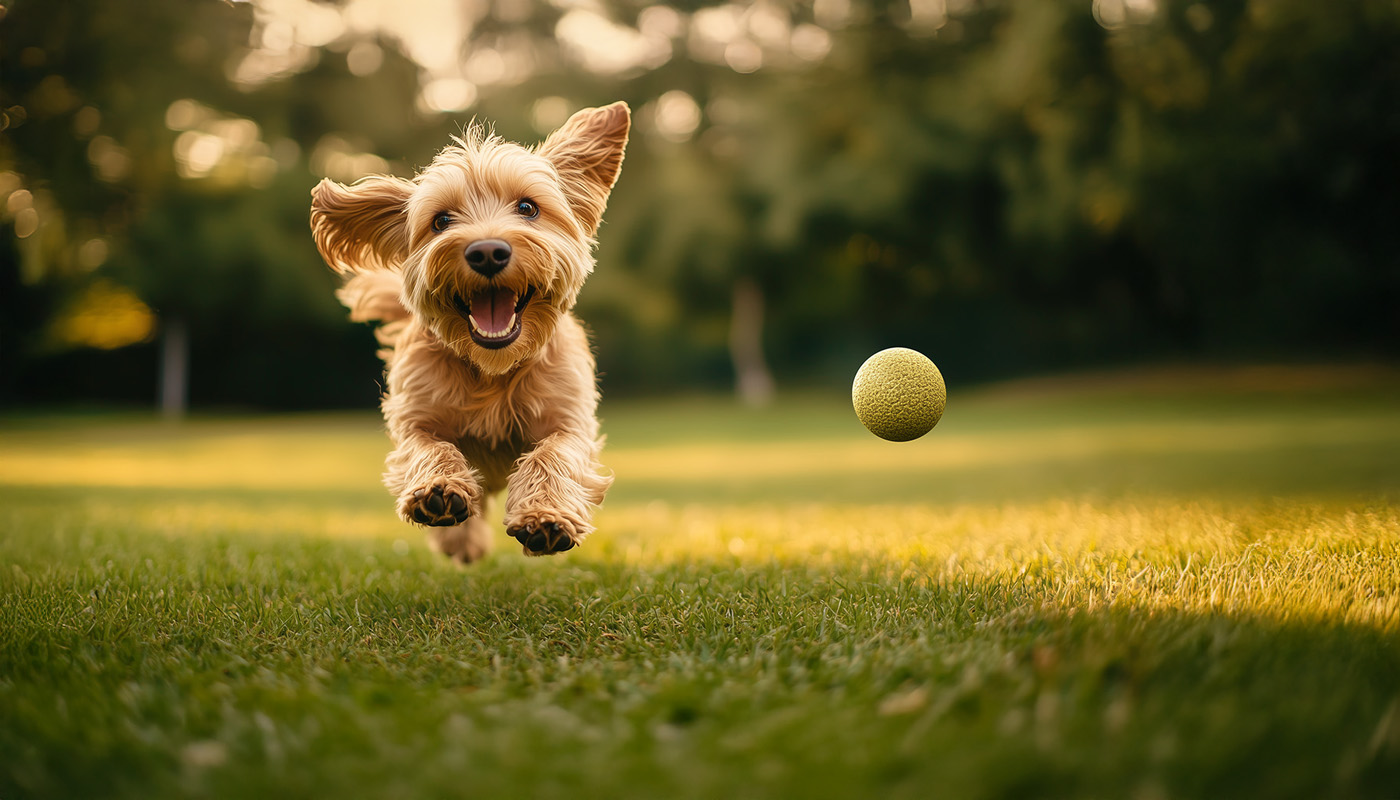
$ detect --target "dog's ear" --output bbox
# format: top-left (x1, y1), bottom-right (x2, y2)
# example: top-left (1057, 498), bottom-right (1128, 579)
top-left (310, 176), bottom-right (413, 273)
top-left (538, 101), bottom-right (630, 237)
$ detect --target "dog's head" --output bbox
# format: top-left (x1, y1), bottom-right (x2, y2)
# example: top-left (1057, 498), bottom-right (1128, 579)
top-left (311, 102), bottom-right (629, 374)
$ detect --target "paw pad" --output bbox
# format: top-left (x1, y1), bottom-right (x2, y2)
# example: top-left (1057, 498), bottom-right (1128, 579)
top-left (406, 485), bottom-right (471, 527)
top-left (507, 521), bottom-right (575, 555)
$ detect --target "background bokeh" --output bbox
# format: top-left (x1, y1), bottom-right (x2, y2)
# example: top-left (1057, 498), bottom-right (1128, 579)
top-left (2, 0), bottom-right (1397, 412)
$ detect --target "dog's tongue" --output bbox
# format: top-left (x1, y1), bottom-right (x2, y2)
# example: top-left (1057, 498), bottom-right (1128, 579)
top-left (470, 287), bottom-right (518, 333)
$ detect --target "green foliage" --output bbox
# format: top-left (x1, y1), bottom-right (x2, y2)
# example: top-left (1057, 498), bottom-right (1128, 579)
top-left (2, 0), bottom-right (1398, 406)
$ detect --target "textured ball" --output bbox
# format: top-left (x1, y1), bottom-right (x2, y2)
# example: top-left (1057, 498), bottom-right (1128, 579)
top-left (852, 347), bottom-right (946, 442)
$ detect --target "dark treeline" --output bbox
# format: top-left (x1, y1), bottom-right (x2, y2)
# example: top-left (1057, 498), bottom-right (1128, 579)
top-left (2, 0), bottom-right (1397, 410)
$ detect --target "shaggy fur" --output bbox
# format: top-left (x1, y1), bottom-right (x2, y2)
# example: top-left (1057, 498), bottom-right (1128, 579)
top-left (309, 102), bottom-right (629, 562)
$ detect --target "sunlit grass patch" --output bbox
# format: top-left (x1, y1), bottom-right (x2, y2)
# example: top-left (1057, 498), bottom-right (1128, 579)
top-left (0, 413), bottom-right (388, 492)
top-left (590, 500), bottom-right (1400, 631)
top-left (1, 371), bottom-right (1399, 799)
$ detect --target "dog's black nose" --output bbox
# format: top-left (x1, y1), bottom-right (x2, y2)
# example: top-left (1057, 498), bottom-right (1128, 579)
top-left (465, 239), bottom-right (512, 277)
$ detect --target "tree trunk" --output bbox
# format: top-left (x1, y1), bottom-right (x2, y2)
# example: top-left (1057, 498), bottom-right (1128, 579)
top-left (729, 277), bottom-right (775, 406)
top-left (159, 316), bottom-right (189, 419)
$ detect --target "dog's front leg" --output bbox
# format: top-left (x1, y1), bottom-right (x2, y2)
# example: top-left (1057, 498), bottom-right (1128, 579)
top-left (384, 427), bottom-right (483, 528)
top-left (504, 429), bottom-right (612, 556)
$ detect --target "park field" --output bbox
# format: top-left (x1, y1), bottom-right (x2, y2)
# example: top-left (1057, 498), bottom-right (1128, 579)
top-left (2, 365), bottom-right (1399, 799)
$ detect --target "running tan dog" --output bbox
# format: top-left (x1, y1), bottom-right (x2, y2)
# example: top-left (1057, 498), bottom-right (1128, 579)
top-left (310, 103), bottom-right (628, 562)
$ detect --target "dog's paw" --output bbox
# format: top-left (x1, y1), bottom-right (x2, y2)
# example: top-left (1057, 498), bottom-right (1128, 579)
top-left (399, 481), bottom-right (477, 527)
top-left (506, 518), bottom-right (580, 556)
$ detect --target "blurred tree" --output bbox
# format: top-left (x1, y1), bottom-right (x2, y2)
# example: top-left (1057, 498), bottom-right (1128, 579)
top-left (4, 1), bottom-right (252, 413)
top-left (2, 0), bottom-right (1397, 410)
top-left (594, 0), bottom-right (1400, 384)
top-left (1, 0), bottom-right (431, 412)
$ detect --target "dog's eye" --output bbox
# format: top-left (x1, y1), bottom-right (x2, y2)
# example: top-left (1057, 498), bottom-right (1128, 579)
top-left (515, 199), bottom-right (540, 219)
top-left (431, 212), bottom-right (452, 233)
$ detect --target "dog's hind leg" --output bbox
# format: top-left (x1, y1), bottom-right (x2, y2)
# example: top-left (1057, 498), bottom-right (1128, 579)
top-left (426, 515), bottom-right (494, 565)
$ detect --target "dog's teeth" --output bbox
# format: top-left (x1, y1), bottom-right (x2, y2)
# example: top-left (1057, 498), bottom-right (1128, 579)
top-left (468, 313), bottom-right (516, 339)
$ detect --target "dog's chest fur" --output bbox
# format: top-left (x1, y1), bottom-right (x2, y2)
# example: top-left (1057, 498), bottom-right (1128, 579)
top-left (382, 312), bottom-right (595, 491)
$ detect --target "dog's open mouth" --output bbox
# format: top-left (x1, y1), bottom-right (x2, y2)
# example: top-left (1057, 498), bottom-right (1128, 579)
top-left (454, 285), bottom-right (535, 349)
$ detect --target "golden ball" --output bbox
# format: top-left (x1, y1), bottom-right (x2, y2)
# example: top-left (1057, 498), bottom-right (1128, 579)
top-left (852, 347), bottom-right (946, 442)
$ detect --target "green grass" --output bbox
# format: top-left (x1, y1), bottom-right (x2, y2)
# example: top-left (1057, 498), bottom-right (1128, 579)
top-left (2, 366), bottom-right (1399, 799)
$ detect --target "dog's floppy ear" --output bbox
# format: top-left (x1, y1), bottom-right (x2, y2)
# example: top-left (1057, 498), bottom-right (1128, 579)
top-left (310, 176), bottom-right (413, 273)
top-left (537, 102), bottom-right (630, 237)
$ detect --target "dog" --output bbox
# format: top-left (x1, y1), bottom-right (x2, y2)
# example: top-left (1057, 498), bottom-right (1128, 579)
top-left (309, 102), bottom-right (628, 563)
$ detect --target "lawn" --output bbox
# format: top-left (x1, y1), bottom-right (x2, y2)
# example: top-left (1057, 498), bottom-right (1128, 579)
top-left (2, 365), bottom-right (1399, 799)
